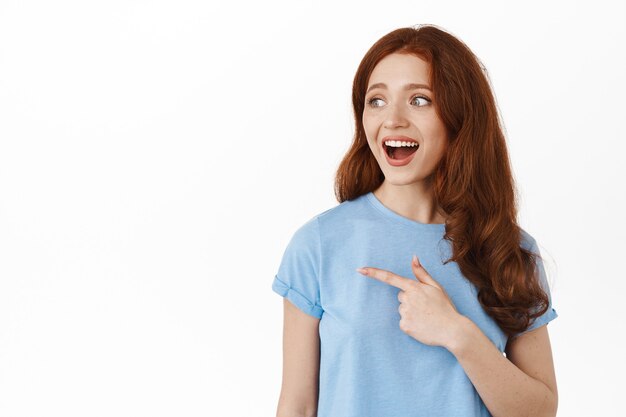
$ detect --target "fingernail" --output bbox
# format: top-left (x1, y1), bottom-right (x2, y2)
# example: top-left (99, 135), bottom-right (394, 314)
top-left (412, 254), bottom-right (418, 265)
top-left (356, 267), bottom-right (368, 275)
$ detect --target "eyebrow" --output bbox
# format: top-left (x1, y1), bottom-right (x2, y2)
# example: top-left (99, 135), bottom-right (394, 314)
top-left (366, 82), bottom-right (432, 94)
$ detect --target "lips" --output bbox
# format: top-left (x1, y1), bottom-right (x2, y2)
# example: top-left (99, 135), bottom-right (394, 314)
top-left (384, 146), bottom-right (418, 166)
top-left (381, 135), bottom-right (420, 167)
top-left (382, 142), bottom-right (419, 157)
top-left (381, 135), bottom-right (419, 150)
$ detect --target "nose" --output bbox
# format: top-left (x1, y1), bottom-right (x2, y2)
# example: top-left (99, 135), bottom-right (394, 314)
top-left (383, 101), bottom-right (409, 129)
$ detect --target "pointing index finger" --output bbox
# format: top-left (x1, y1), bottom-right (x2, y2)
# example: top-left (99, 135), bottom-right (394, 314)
top-left (356, 267), bottom-right (414, 291)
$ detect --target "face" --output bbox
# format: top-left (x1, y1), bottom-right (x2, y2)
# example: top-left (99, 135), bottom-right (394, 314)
top-left (363, 52), bottom-right (448, 186)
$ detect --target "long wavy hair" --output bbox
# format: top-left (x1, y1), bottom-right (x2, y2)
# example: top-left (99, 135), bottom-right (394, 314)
top-left (334, 24), bottom-right (550, 338)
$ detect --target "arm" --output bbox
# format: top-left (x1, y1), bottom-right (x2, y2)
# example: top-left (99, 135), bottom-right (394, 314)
top-left (276, 298), bottom-right (320, 417)
top-left (447, 317), bottom-right (558, 417)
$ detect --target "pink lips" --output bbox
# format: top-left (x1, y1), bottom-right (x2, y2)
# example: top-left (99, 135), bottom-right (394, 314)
top-left (381, 135), bottom-right (419, 167)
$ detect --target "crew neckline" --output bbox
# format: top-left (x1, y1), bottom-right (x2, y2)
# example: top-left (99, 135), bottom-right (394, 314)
top-left (365, 191), bottom-right (447, 232)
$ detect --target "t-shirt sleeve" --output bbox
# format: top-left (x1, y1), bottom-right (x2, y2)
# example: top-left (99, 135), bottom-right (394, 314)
top-left (271, 217), bottom-right (324, 319)
top-left (511, 238), bottom-right (558, 339)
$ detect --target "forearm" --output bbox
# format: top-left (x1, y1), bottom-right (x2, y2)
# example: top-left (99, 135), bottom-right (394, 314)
top-left (276, 396), bottom-right (317, 417)
top-left (276, 406), bottom-right (316, 417)
top-left (446, 316), bottom-right (557, 417)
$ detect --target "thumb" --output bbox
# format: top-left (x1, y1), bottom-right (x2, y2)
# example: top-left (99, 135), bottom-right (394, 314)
top-left (411, 254), bottom-right (442, 289)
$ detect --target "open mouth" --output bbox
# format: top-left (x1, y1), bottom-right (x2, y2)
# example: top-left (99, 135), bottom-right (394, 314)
top-left (384, 142), bottom-right (419, 160)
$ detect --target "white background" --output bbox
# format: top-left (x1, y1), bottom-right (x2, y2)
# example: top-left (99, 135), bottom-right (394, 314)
top-left (0, 0), bottom-right (624, 416)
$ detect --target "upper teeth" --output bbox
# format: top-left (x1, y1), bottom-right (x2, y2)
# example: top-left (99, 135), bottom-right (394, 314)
top-left (385, 141), bottom-right (418, 147)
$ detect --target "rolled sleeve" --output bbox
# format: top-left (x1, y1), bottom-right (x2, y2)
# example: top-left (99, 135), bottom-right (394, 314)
top-left (271, 217), bottom-right (324, 319)
top-left (512, 235), bottom-right (558, 339)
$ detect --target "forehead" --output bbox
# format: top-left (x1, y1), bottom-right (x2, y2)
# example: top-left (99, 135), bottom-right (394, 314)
top-left (368, 53), bottom-right (432, 86)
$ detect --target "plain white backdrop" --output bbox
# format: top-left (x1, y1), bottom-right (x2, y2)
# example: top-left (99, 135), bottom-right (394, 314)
top-left (0, 0), bottom-right (624, 415)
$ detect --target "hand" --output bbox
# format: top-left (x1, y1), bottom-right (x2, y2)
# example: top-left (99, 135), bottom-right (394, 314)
top-left (356, 254), bottom-right (465, 349)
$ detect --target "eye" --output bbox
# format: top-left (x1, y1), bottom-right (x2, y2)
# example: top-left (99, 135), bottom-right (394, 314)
top-left (411, 95), bottom-right (431, 107)
top-left (365, 95), bottom-right (432, 108)
top-left (366, 97), bottom-right (385, 108)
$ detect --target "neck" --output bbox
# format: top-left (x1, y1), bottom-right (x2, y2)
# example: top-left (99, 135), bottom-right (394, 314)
top-left (373, 181), bottom-right (447, 225)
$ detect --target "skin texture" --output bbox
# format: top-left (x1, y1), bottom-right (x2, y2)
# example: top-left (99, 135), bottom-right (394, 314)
top-left (275, 298), bottom-right (320, 417)
top-left (362, 52), bottom-right (448, 225)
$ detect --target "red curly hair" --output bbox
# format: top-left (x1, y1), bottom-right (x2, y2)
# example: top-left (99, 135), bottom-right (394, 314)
top-left (334, 24), bottom-right (550, 338)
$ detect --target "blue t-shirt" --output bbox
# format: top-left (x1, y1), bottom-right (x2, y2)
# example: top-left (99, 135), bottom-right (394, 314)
top-left (272, 191), bottom-right (558, 417)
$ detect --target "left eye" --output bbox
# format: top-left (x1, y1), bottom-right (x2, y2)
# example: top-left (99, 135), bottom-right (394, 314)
top-left (411, 96), bottom-right (430, 106)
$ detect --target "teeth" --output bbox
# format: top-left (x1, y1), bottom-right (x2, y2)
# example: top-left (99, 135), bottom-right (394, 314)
top-left (384, 141), bottom-right (418, 147)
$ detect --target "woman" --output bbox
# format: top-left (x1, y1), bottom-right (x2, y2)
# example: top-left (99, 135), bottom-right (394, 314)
top-left (272, 24), bottom-right (558, 417)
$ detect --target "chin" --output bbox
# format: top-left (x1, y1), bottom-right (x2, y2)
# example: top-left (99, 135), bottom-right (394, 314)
top-left (382, 175), bottom-right (422, 185)
top-left (384, 167), bottom-right (435, 182)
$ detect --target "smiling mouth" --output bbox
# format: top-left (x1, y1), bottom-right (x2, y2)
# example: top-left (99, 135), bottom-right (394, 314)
top-left (384, 143), bottom-right (419, 160)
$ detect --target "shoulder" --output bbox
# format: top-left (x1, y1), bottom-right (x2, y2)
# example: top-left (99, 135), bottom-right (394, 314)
top-left (288, 193), bottom-right (370, 250)
top-left (298, 194), bottom-right (367, 232)
top-left (519, 227), bottom-right (539, 253)
top-left (317, 194), bottom-right (366, 221)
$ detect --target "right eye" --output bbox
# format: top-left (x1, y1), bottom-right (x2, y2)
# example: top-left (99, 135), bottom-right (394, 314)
top-left (366, 97), bottom-right (384, 107)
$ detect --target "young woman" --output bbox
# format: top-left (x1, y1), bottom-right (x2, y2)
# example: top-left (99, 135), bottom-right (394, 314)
top-left (272, 24), bottom-right (558, 417)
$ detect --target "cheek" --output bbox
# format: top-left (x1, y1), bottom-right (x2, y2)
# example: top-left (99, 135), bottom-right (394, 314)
top-left (432, 138), bottom-right (448, 162)
top-left (362, 115), bottom-right (372, 132)
top-left (425, 121), bottom-right (448, 152)
top-left (362, 116), bottom-right (382, 140)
